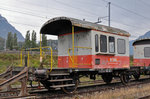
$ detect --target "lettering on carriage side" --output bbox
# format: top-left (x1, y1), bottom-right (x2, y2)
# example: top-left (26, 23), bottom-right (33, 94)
top-left (109, 58), bottom-right (118, 62)
top-left (108, 58), bottom-right (118, 65)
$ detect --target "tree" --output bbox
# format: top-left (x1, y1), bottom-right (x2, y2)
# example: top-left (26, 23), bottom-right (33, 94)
top-left (24, 30), bottom-right (30, 48)
top-left (42, 34), bottom-right (47, 47)
top-left (0, 37), bottom-right (5, 50)
top-left (18, 41), bottom-right (24, 50)
top-left (31, 30), bottom-right (37, 48)
top-left (13, 33), bottom-right (18, 49)
top-left (6, 32), bottom-right (13, 50)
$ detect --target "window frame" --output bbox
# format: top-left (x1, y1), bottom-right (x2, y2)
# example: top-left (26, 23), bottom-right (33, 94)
top-left (109, 36), bottom-right (115, 53)
top-left (100, 35), bottom-right (107, 52)
top-left (144, 47), bottom-right (150, 57)
top-left (117, 39), bottom-right (126, 54)
top-left (95, 59), bottom-right (100, 65)
top-left (95, 34), bottom-right (99, 52)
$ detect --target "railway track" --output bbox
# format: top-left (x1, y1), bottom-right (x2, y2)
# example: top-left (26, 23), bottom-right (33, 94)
top-left (30, 77), bottom-right (150, 99)
top-left (1, 77), bottom-right (150, 99)
top-left (139, 96), bottom-right (150, 99)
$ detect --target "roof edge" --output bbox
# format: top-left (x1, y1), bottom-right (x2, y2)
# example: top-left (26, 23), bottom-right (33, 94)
top-left (40, 16), bottom-right (130, 37)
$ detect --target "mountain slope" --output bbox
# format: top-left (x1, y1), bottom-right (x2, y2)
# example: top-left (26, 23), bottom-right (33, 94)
top-left (138, 31), bottom-right (150, 39)
top-left (0, 14), bottom-right (24, 41)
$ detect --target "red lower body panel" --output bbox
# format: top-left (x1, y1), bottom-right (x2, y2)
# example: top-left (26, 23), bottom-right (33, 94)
top-left (58, 55), bottom-right (92, 68)
top-left (58, 55), bottom-right (129, 69)
top-left (133, 59), bottom-right (150, 66)
top-left (93, 55), bottom-right (129, 69)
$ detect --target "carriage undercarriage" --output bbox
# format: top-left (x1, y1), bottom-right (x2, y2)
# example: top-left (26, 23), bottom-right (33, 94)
top-left (34, 66), bottom-right (150, 94)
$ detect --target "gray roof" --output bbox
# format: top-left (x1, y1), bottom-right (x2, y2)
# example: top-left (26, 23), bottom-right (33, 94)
top-left (133, 37), bottom-right (150, 45)
top-left (40, 17), bottom-right (130, 36)
top-left (136, 37), bottom-right (150, 41)
top-left (132, 37), bottom-right (150, 46)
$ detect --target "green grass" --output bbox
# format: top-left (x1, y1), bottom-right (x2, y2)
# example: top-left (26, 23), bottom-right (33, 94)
top-left (0, 53), bottom-right (58, 73)
top-left (130, 55), bottom-right (133, 66)
top-left (80, 75), bottom-right (102, 83)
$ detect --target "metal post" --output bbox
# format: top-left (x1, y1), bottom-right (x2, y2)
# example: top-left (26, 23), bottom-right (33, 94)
top-left (25, 56), bottom-right (27, 67)
top-left (40, 34), bottom-right (42, 63)
top-left (28, 51), bottom-right (29, 67)
top-left (20, 50), bottom-right (23, 66)
top-left (72, 26), bottom-right (74, 68)
top-left (108, 2), bottom-right (111, 27)
top-left (25, 49), bottom-right (27, 67)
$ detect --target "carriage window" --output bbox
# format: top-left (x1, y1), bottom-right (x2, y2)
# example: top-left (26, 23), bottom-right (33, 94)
top-left (95, 34), bottom-right (99, 52)
top-left (100, 35), bottom-right (107, 52)
top-left (109, 36), bottom-right (115, 53)
top-left (144, 47), bottom-right (150, 57)
top-left (117, 39), bottom-right (125, 54)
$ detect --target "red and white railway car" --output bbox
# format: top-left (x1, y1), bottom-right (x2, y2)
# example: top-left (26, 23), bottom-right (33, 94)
top-left (36, 17), bottom-right (131, 93)
top-left (133, 38), bottom-right (150, 67)
top-left (41, 17), bottom-right (130, 70)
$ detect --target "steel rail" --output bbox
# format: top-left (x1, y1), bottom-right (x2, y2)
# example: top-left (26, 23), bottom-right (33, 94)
top-left (0, 77), bottom-right (150, 98)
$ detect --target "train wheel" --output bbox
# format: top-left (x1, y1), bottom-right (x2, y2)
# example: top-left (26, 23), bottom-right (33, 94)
top-left (61, 78), bottom-right (79, 94)
top-left (101, 74), bottom-right (113, 84)
top-left (40, 80), bottom-right (51, 90)
top-left (120, 72), bottom-right (131, 85)
top-left (133, 74), bottom-right (140, 81)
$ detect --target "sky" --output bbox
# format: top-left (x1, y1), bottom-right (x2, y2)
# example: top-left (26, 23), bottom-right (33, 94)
top-left (0, 0), bottom-right (150, 41)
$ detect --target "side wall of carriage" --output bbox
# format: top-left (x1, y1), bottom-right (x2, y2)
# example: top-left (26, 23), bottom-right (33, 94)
top-left (133, 44), bottom-right (150, 66)
top-left (91, 30), bottom-right (130, 69)
top-left (57, 29), bottom-right (130, 69)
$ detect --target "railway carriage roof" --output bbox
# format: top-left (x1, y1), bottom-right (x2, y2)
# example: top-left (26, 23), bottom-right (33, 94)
top-left (40, 17), bottom-right (130, 36)
top-left (133, 37), bottom-right (150, 45)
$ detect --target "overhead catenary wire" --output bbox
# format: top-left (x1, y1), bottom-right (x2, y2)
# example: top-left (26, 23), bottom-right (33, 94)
top-left (9, 21), bottom-right (41, 27)
top-left (101, 0), bottom-right (150, 21)
top-left (0, 7), bottom-right (48, 19)
top-left (0, 18), bottom-right (41, 27)
top-left (0, 0), bottom-right (146, 30)
top-left (53, 0), bottom-right (149, 31)
top-left (53, 0), bottom-right (148, 31)
top-left (0, 1), bottom-right (101, 23)
top-left (68, 0), bottom-right (150, 29)
top-left (0, 0), bottom-right (148, 38)
top-left (137, 0), bottom-right (150, 8)
top-left (53, 0), bottom-right (101, 17)
top-left (14, 0), bottom-right (101, 19)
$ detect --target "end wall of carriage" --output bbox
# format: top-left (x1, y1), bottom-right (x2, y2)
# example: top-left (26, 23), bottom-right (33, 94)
top-left (58, 30), bottom-right (92, 68)
top-left (133, 39), bottom-right (150, 66)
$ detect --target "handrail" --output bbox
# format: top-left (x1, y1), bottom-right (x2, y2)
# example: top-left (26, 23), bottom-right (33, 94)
top-left (19, 49), bottom-right (26, 66)
top-left (19, 50), bottom-right (23, 66)
top-left (68, 48), bottom-right (73, 63)
top-left (41, 46), bottom-right (53, 72)
top-left (68, 46), bottom-right (92, 63)
top-left (19, 46), bottom-right (53, 72)
top-left (74, 46), bottom-right (92, 49)
top-left (68, 46), bottom-right (92, 67)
